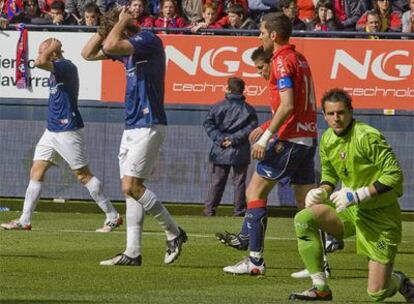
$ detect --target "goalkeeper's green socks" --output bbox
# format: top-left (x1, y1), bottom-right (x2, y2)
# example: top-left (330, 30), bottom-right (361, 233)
top-left (294, 209), bottom-right (328, 289)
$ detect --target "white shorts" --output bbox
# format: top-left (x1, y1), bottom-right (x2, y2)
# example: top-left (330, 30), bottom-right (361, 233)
top-left (119, 125), bottom-right (165, 179)
top-left (33, 129), bottom-right (88, 170)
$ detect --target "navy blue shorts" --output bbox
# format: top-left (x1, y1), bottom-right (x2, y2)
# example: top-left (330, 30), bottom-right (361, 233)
top-left (256, 139), bottom-right (316, 185)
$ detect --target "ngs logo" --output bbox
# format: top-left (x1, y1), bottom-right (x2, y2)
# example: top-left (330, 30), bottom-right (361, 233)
top-left (330, 49), bottom-right (413, 81)
top-left (165, 46), bottom-right (259, 77)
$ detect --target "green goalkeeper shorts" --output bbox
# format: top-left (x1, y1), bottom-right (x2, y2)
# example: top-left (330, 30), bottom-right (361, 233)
top-left (337, 203), bottom-right (402, 264)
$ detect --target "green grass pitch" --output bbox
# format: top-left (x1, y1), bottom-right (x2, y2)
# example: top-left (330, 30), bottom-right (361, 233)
top-left (0, 211), bottom-right (413, 303)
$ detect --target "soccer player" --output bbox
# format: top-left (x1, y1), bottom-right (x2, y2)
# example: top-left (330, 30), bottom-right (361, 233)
top-left (81, 7), bottom-right (187, 266)
top-left (289, 88), bottom-right (414, 302)
top-left (223, 12), bottom-right (318, 275)
top-left (218, 46), bottom-right (333, 279)
top-left (0, 38), bottom-right (122, 233)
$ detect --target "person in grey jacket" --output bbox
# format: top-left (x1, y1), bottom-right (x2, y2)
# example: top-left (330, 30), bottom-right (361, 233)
top-left (203, 77), bottom-right (258, 216)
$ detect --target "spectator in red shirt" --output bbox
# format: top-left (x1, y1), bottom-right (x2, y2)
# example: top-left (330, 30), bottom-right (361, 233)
top-left (190, 3), bottom-right (222, 32)
top-left (129, 0), bottom-right (154, 27)
top-left (154, 0), bottom-right (187, 29)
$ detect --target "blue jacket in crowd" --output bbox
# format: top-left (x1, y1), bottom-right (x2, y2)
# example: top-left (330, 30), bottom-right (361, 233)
top-left (203, 93), bottom-right (258, 166)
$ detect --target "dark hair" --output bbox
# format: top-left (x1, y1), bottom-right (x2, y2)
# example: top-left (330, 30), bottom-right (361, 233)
top-left (250, 45), bottom-right (272, 63)
top-left (372, 0), bottom-right (392, 15)
top-left (23, 0), bottom-right (40, 16)
top-left (83, 2), bottom-right (100, 14)
top-left (314, 0), bottom-right (333, 13)
top-left (261, 12), bottom-right (292, 41)
top-left (226, 4), bottom-right (244, 17)
top-left (278, 0), bottom-right (296, 10)
top-left (50, 0), bottom-right (65, 11)
top-left (228, 77), bottom-right (245, 94)
top-left (321, 88), bottom-right (353, 112)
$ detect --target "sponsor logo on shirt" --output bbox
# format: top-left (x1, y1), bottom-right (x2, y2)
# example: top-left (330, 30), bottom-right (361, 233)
top-left (126, 67), bottom-right (136, 78)
top-left (59, 119), bottom-right (69, 125)
top-left (143, 107), bottom-right (149, 115)
top-left (49, 82), bottom-right (63, 94)
top-left (276, 57), bottom-right (287, 76)
top-left (263, 168), bottom-right (273, 178)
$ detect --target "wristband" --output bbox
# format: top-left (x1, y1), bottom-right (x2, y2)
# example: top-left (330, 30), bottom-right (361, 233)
top-left (256, 129), bottom-right (273, 148)
top-left (355, 187), bottom-right (371, 203)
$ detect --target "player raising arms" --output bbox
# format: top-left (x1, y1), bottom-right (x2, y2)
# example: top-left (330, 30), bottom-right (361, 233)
top-left (289, 89), bottom-right (414, 302)
top-left (223, 12), bottom-right (318, 275)
top-left (1, 38), bottom-right (122, 233)
top-left (81, 8), bottom-right (187, 266)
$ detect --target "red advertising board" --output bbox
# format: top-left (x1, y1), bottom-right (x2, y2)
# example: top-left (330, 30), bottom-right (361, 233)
top-left (101, 35), bottom-right (414, 110)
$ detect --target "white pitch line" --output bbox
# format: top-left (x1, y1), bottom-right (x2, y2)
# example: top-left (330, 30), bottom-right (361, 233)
top-left (22, 228), bottom-right (413, 243)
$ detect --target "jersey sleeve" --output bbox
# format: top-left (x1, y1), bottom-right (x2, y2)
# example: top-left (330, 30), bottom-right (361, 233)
top-left (128, 31), bottom-right (161, 58)
top-left (273, 55), bottom-right (294, 92)
top-left (360, 131), bottom-right (403, 193)
top-left (320, 133), bottom-right (339, 187)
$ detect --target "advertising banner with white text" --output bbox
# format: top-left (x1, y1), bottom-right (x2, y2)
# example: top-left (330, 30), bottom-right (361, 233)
top-left (1, 31), bottom-right (413, 110)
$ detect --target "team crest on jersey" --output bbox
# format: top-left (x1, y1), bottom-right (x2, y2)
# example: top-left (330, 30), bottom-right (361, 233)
top-left (340, 151), bottom-right (346, 160)
top-left (275, 142), bottom-right (284, 154)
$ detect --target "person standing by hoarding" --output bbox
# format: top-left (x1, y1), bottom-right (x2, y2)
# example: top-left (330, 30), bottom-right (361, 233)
top-left (203, 77), bottom-right (258, 217)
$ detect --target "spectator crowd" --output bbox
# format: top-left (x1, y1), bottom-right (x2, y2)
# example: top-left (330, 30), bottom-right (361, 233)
top-left (1, 0), bottom-right (413, 35)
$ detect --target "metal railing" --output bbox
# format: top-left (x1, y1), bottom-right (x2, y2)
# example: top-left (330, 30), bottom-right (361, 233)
top-left (3, 23), bottom-right (414, 39)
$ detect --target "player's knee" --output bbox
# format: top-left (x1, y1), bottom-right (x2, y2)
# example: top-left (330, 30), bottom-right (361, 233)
top-left (367, 288), bottom-right (388, 302)
top-left (122, 183), bottom-right (145, 200)
top-left (73, 166), bottom-right (93, 185)
top-left (294, 209), bottom-right (317, 235)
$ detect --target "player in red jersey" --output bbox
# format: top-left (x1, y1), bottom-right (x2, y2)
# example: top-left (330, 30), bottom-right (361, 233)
top-left (223, 12), bottom-right (318, 275)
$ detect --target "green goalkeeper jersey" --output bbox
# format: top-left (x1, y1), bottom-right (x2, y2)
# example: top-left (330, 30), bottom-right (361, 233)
top-left (320, 120), bottom-right (403, 210)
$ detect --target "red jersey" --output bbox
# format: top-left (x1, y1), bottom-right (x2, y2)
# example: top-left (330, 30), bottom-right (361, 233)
top-left (263, 44), bottom-right (317, 141)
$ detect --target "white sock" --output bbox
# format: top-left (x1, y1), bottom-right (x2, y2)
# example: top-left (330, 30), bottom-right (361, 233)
top-left (311, 272), bottom-right (327, 286)
top-left (138, 189), bottom-right (179, 240)
top-left (85, 176), bottom-right (118, 221)
top-left (124, 197), bottom-right (144, 258)
top-left (19, 180), bottom-right (42, 225)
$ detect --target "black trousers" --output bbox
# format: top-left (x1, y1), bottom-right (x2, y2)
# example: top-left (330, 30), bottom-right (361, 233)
top-left (203, 163), bottom-right (248, 216)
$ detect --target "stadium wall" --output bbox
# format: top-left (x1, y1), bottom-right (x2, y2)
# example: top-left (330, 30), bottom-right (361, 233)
top-left (0, 31), bottom-right (413, 210)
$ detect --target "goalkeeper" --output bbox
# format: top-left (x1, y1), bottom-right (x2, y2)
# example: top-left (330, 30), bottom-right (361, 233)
top-left (289, 88), bottom-right (414, 302)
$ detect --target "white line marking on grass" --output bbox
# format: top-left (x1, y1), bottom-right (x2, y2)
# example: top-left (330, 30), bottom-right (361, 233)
top-left (26, 229), bottom-right (413, 243)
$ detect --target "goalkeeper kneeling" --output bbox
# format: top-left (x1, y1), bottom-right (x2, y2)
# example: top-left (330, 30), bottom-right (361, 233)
top-left (289, 88), bottom-right (414, 302)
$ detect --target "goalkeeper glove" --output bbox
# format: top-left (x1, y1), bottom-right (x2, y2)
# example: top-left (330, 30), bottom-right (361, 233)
top-left (305, 188), bottom-right (328, 208)
top-left (330, 187), bottom-right (371, 212)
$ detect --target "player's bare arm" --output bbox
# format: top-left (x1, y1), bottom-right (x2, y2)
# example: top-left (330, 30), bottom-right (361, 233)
top-left (34, 38), bottom-right (62, 72)
top-left (103, 6), bottom-right (134, 56)
top-left (81, 33), bottom-right (108, 61)
top-left (252, 88), bottom-right (294, 160)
